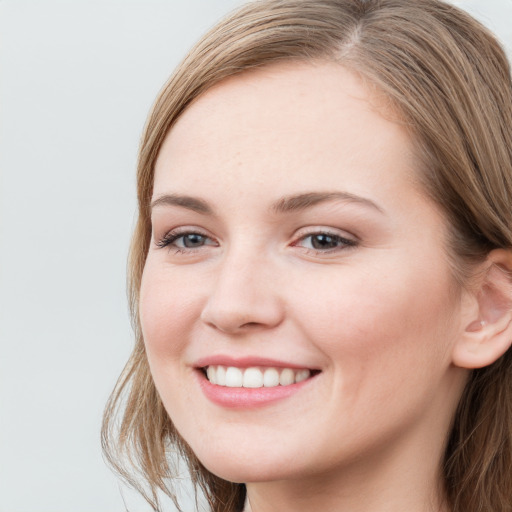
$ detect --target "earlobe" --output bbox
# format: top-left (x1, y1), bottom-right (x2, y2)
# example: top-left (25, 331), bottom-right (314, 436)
top-left (452, 249), bottom-right (512, 369)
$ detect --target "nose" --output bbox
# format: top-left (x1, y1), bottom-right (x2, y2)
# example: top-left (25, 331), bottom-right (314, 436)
top-left (200, 249), bottom-right (285, 334)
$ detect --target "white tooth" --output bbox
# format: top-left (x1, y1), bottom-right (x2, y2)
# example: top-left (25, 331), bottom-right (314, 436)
top-left (295, 369), bottom-right (310, 383)
top-left (279, 368), bottom-right (295, 386)
top-left (225, 367), bottom-right (243, 387)
top-left (216, 365), bottom-right (226, 386)
top-left (263, 368), bottom-right (280, 387)
top-left (243, 367), bottom-right (264, 388)
top-left (206, 366), bottom-right (216, 384)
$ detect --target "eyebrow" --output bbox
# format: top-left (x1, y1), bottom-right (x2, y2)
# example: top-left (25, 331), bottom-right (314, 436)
top-left (150, 191), bottom-right (383, 215)
top-left (151, 194), bottom-right (213, 214)
top-left (271, 191), bottom-right (384, 214)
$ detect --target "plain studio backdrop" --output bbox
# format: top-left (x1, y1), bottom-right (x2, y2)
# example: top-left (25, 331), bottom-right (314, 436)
top-left (0, 1), bottom-right (510, 511)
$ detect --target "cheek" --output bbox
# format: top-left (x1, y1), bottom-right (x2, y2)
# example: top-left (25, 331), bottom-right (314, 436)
top-left (139, 264), bottom-right (205, 424)
top-left (139, 261), bottom-right (201, 361)
top-left (286, 266), bottom-right (462, 447)
top-left (293, 262), bottom-right (459, 385)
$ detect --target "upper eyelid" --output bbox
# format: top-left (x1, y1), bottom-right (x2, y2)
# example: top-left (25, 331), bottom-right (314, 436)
top-left (156, 226), bottom-right (214, 239)
top-left (293, 225), bottom-right (358, 240)
top-left (293, 233), bottom-right (357, 247)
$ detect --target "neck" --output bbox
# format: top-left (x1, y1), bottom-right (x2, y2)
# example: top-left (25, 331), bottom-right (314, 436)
top-left (244, 426), bottom-right (451, 512)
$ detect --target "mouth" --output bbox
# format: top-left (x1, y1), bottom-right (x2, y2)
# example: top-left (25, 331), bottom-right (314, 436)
top-left (202, 365), bottom-right (320, 388)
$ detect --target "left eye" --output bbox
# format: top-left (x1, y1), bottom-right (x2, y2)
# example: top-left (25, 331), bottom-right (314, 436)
top-left (296, 233), bottom-right (355, 251)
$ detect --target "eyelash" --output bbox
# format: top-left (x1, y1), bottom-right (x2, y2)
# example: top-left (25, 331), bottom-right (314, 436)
top-left (293, 231), bottom-right (357, 253)
top-left (155, 229), bottom-right (358, 255)
top-left (156, 229), bottom-right (217, 253)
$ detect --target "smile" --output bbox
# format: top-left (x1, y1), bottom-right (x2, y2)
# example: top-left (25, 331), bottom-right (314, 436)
top-left (205, 365), bottom-right (312, 388)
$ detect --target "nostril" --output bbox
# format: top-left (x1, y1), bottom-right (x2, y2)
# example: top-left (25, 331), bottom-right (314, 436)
top-left (240, 322), bottom-right (261, 329)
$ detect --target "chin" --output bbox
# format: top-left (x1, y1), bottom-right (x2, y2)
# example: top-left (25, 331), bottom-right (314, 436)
top-left (185, 435), bottom-right (314, 484)
top-left (200, 457), bottom-right (296, 484)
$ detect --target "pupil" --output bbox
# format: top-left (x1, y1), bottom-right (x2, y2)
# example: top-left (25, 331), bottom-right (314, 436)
top-left (184, 234), bottom-right (204, 247)
top-left (312, 234), bottom-right (338, 249)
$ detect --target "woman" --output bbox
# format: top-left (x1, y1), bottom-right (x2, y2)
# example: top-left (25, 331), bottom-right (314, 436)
top-left (102, 1), bottom-right (512, 511)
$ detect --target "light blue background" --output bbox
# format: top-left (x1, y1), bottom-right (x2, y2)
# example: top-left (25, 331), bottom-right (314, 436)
top-left (0, 1), bottom-right (510, 511)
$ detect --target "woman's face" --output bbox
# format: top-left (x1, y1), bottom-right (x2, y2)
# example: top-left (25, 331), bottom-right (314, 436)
top-left (140, 62), bottom-right (469, 484)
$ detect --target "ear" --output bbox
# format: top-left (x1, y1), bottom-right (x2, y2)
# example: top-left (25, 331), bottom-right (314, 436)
top-left (453, 249), bottom-right (512, 369)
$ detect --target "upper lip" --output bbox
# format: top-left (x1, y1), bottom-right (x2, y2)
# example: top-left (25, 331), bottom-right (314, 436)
top-left (193, 355), bottom-right (319, 370)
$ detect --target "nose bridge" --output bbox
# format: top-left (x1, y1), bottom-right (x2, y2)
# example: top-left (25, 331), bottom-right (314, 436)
top-left (200, 241), bottom-right (283, 333)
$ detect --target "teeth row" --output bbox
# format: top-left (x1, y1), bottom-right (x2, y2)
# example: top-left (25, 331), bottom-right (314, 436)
top-left (206, 366), bottom-right (311, 388)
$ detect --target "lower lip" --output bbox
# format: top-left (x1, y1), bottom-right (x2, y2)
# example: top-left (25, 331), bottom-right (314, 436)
top-left (197, 371), bottom-right (317, 408)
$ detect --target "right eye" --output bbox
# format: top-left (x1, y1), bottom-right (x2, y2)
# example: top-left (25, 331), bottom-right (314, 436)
top-left (156, 230), bottom-right (218, 251)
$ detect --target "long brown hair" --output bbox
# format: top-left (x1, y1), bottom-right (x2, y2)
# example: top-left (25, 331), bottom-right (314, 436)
top-left (102, 1), bottom-right (512, 511)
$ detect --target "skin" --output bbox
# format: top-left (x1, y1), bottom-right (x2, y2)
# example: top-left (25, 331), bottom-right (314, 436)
top-left (140, 61), bottom-right (472, 512)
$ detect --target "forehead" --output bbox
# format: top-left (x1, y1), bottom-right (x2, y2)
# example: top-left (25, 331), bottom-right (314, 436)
top-left (154, 61), bottom-right (419, 203)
